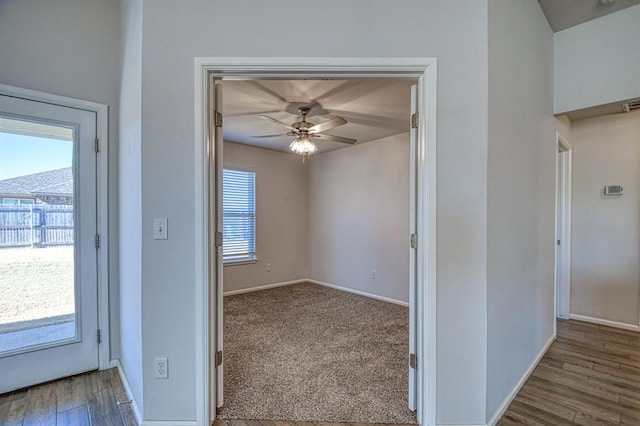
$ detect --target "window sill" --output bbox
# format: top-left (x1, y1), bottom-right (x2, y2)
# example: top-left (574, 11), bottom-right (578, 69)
top-left (223, 256), bottom-right (258, 267)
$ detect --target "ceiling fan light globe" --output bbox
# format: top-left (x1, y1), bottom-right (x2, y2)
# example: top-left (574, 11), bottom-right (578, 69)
top-left (289, 138), bottom-right (318, 156)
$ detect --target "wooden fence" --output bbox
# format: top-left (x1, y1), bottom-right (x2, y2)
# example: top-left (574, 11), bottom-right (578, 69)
top-left (0, 204), bottom-right (74, 248)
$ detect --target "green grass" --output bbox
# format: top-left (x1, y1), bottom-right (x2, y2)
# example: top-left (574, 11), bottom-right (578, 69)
top-left (0, 246), bottom-right (75, 325)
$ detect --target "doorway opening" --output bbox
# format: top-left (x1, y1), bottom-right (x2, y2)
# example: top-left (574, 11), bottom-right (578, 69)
top-left (194, 58), bottom-right (437, 426)
top-left (218, 77), bottom-right (416, 424)
top-left (555, 131), bottom-right (572, 325)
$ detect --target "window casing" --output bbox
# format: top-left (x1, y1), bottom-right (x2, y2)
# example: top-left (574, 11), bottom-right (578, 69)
top-left (222, 169), bottom-right (256, 264)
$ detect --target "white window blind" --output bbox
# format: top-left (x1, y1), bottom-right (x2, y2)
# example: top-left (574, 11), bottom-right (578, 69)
top-left (222, 169), bottom-right (256, 262)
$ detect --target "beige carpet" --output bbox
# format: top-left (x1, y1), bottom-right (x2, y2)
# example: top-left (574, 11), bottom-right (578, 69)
top-left (217, 282), bottom-right (417, 424)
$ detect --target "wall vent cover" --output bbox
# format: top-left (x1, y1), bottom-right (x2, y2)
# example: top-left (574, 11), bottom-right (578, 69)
top-left (623, 99), bottom-right (640, 113)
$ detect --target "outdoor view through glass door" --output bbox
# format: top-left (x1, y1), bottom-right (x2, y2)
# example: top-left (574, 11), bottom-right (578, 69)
top-left (0, 118), bottom-right (76, 354)
top-left (0, 92), bottom-right (99, 393)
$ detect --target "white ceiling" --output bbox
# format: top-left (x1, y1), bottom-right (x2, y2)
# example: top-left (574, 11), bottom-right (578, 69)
top-left (222, 79), bottom-right (416, 154)
top-left (538, 0), bottom-right (640, 32)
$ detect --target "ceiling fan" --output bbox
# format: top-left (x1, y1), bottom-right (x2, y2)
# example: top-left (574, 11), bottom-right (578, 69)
top-left (252, 106), bottom-right (357, 158)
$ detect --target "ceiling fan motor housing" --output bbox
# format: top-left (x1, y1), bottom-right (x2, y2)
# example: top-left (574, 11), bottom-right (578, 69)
top-left (292, 106), bottom-right (314, 133)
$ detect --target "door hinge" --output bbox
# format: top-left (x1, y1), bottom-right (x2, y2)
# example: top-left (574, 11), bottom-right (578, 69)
top-left (215, 350), bottom-right (223, 367)
top-left (557, 239), bottom-right (561, 246)
top-left (215, 111), bottom-right (223, 128)
top-left (411, 112), bottom-right (418, 129)
top-left (95, 234), bottom-right (100, 248)
top-left (410, 233), bottom-right (418, 249)
top-left (97, 329), bottom-right (102, 344)
top-left (215, 231), bottom-right (223, 248)
top-left (409, 353), bottom-right (417, 369)
top-left (95, 137), bottom-right (100, 153)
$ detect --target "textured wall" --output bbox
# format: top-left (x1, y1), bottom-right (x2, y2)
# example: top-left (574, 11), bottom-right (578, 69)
top-left (486, 0), bottom-right (555, 419)
top-left (308, 133), bottom-right (410, 304)
top-left (570, 110), bottom-right (640, 326)
top-left (554, 5), bottom-right (640, 114)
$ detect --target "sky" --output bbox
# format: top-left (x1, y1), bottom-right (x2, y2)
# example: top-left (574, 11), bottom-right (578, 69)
top-left (0, 133), bottom-right (72, 181)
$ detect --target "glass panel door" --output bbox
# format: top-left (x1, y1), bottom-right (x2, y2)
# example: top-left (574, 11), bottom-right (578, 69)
top-left (0, 92), bottom-right (98, 393)
top-left (0, 118), bottom-right (76, 354)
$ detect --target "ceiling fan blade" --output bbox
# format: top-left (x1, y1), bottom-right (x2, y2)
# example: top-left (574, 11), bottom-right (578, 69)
top-left (309, 116), bottom-right (347, 133)
top-left (259, 115), bottom-right (295, 130)
top-left (250, 134), bottom-right (290, 139)
top-left (312, 133), bottom-right (357, 144)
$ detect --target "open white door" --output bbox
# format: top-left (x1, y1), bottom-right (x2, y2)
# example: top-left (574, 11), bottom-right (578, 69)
top-left (408, 84), bottom-right (418, 411)
top-left (555, 134), bottom-right (572, 320)
top-left (214, 80), bottom-right (225, 409)
top-left (208, 76), bottom-right (225, 418)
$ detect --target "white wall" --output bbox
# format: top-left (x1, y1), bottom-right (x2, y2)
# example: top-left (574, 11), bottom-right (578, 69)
top-left (486, 0), bottom-right (555, 419)
top-left (223, 142), bottom-right (308, 292)
top-left (140, 1), bottom-right (489, 422)
top-left (554, 4), bottom-right (640, 114)
top-left (0, 0), bottom-right (121, 360)
top-left (119, 0), bottom-right (144, 410)
top-left (308, 134), bottom-right (410, 304)
top-left (570, 110), bottom-right (640, 327)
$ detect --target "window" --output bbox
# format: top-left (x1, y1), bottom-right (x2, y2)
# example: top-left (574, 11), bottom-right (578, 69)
top-left (2, 198), bottom-right (35, 205)
top-left (223, 169), bottom-right (256, 263)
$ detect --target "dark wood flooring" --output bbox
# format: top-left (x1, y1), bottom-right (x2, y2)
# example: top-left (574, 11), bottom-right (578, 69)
top-left (0, 368), bottom-right (137, 426)
top-left (498, 319), bottom-right (640, 425)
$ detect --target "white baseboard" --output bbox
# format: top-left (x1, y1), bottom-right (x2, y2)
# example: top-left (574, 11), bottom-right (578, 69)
top-left (485, 333), bottom-right (556, 426)
top-left (307, 279), bottom-right (409, 307)
top-left (223, 279), bottom-right (306, 296)
top-left (569, 314), bottom-right (640, 332)
top-left (114, 359), bottom-right (143, 426)
top-left (141, 422), bottom-right (197, 426)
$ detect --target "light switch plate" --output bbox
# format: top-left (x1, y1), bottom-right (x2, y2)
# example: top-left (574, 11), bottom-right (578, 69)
top-left (153, 218), bottom-right (168, 240)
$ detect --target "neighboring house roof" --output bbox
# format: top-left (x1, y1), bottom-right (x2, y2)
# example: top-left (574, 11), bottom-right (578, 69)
top-left (0, 167), bottom-right (73, 197)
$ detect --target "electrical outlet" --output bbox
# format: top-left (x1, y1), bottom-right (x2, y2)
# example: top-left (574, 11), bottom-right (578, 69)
top-left (154, 357), bottom-right (168, 379)
top-left (371, 270), bottom-right (377, 280)
top-left (266, 263), bottom-right (272, 272)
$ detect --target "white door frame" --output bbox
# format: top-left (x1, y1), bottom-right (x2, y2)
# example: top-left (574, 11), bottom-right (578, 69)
top-left (0, 83), bottom-right (111, 370)
top-left (193, 57), bottom-right (437, 426)
top-left (554, 131), bottom-right (572, 329)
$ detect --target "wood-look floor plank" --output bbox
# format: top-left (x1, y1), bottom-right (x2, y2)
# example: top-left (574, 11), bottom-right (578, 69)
top-left (55, 375), bottom-right (86, 413)
top-left (564, 362), bottom-right (640, 392)
top-left (506, 399), bottom-right (578, 425)
top-left (527, 375), bottom-right (640, 421)
top-left (87, 388), bottom-right (124, 426)
top-left (553, 341), bottom-right (640, 369)
top-left (83, 370), bottom-right (110, 396)
top-left (22, 383), bottom-right (56, 426)
top-left (572, 411), bottom-right (618, 426)
top-left (56, 406), bottom-right (90, 426)
top-left (531, 363), bottom-right (618, 402)
top-left (513, 390), bottom-right (576, 421)
top-left (498, 410), bottom-right (534, 425)
top-left (593, 363), bottom-right (640, 383)
top-left (621, 415), bottom-right (639, 425)
top-left (547, 346), bottom-right (621, 369)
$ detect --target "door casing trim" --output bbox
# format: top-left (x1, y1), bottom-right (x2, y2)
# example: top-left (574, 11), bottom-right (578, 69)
top-left (193, 57), bottom-right (438, 426)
